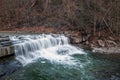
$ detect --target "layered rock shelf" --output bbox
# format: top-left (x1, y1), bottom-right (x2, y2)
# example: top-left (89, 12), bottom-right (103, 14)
top-left (0, 31), bottom-right (120, 58)
top-left (0, 46), bottom-right (14, 57)
top-left (0, 36), bottom-right (14, 57)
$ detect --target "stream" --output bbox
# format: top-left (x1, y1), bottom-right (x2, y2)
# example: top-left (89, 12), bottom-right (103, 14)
top-left (0, 34), bottom-right (120, 80)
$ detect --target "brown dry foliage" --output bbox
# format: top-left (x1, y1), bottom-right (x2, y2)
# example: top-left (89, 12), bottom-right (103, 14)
top-left (0, 0), bottom-right (120, 35)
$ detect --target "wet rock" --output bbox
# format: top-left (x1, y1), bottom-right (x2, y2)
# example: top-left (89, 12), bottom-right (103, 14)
top-left (3, 61), bottom-right (21, 75)
top-left (0, 65), bottom-right (5, 77)
top-left (57, 48), bottom-right (69, 55)
top-left (0, 41), bottom-right (13, 47)
top-left (57, 50), bottom-right (69, 55)
top-left (0, 36), bottom-right (10, 42)
top-left (64, 31), bottom-right (82, 44)
top-left (51, 34), bottom-right (59, 38)
top-left (91, 47), bottom-right (120, 62)
top-left (92, 47), bottom-right (120, 54)
top-left (0, 60), bottom-right (22, 78)
top-left (0, 46), bottom-right (14, 57)
top-left (0, 72), bottom-right (5, 77)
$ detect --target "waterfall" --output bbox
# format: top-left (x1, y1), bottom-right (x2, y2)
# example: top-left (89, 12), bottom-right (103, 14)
top-left (10, 34), bottom-right (86, 66)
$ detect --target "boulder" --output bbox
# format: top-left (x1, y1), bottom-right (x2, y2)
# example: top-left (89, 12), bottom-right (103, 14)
top-left (64, 31), bottom-right (71, 37)
top-left (90, 43), bottom-right (96, 47)
top-left (85, 41), bottom-right (89, 45)
top-left (0, 41), bottom-right (13, 47)
top-left (98, 40), bottom-right (105, 47)
top-left (70, 36), bottom-right (82, 44)
top-left (107, 40), bottom-right (117, 46)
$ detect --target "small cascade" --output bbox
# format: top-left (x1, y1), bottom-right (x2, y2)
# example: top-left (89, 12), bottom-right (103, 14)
top-left (10, 34), bottom-right (86, 66)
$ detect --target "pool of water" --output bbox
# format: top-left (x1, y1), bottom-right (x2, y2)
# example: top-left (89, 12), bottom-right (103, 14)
top-left (1, 53), bottom-right (120, 80)
top-left (0, 34), bottom-right (120, 80)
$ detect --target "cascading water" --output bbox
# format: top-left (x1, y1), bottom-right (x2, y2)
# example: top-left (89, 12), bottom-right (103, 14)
top-left (2, 34), bottom-right (120, 80)
top-left (10, 34), bottom-right (86, 66)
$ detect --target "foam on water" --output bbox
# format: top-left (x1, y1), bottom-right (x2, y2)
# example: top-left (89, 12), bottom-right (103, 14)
top-left (10, 34), bottom-right (86, 66)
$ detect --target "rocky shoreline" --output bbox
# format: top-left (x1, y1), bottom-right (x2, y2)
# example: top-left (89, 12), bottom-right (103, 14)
top-left (0, 31), bottom-right (120, 58)
top-left (0, 31), bottom-right (120, 78)
top-left (63, 30), bottom-right (120, 62)
top-left (65, 30), bottom-right (120, 62)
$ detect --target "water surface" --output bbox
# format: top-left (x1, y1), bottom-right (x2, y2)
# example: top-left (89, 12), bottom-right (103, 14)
top-left (1, 34), bottom-right (120, 80)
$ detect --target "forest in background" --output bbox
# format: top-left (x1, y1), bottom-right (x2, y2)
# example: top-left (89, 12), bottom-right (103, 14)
top-left (0, 0), bottom-right (120, 36)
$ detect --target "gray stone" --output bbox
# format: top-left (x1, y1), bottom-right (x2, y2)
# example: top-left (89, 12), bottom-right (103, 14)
top-left (0, 36), bottom-right (10, 42)
top-left (0, 46), bottom-right (14, 57)
top-left (70, 36), bottom-right (82, 44)
top-left (0, 65), bottom-right (5, 77)
top-left (92, 47), bottom-right (120, 54)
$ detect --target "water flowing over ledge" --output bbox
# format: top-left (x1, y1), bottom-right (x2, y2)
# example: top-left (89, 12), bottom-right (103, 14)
top-left (1, 34), bottom-right (120, 80)
top-left (10, 34), bottom-right (86, 66)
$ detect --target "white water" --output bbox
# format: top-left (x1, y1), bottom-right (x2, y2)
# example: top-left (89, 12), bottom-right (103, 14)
top-left (10, 34), bottom-right (86, 66)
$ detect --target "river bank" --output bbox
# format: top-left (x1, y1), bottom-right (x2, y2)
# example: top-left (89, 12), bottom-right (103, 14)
top-left (0, 30), bottom-right (120, 79)
top-left (0, 27), bottom-right (120, 56)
